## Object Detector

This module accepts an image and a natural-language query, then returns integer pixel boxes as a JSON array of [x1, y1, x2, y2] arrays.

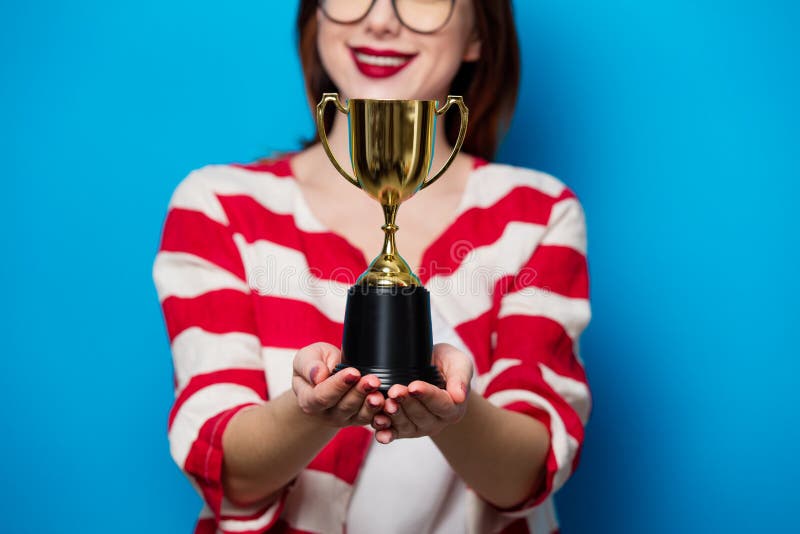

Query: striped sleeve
[[483, 191, 592, 516], [152, 169, 288, 533]]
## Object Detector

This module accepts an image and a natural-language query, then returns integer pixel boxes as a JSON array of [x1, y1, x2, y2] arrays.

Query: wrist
[[431, 390, 481, 443]]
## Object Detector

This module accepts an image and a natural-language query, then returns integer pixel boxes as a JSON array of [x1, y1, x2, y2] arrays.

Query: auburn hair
[[296, 0, 521, 161]]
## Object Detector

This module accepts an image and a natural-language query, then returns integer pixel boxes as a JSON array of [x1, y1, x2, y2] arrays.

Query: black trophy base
[[336, 284, 444, 395], [333, 363, 444, 395]]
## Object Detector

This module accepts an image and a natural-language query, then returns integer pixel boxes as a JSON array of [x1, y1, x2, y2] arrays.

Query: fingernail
[[386, 405, 397, 414], [368, 397, 380, 407], [308, 365, 319, 384], [344, 373, 359, 385]]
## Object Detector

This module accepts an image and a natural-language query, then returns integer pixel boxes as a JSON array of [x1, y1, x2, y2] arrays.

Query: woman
[[153, 1, 592, 532]]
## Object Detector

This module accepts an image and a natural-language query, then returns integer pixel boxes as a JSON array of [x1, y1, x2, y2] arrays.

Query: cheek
[[422, 46, 465, 88], [419, 22, 475, 84], [316, 22, 348, 73]]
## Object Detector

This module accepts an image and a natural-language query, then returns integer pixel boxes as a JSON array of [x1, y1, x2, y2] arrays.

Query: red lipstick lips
[[350, 46, 416, 78]]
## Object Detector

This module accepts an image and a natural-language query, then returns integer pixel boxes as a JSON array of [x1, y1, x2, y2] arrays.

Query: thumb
[[295, 342, 341, 385], [432, 343, 472, 404]]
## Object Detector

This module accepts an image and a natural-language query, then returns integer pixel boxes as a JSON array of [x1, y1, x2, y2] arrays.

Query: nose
[[362, 0, 402, 37]]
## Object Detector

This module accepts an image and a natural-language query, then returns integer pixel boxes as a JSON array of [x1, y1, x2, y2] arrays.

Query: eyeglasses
[[319, 0, 456, 35]]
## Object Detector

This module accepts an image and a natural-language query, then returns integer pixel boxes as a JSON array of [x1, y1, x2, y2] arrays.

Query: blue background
[[2, 1, 797, 532]]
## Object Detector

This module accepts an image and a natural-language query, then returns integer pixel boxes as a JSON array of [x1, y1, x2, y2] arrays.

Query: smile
[[350, 46, 417, 79]]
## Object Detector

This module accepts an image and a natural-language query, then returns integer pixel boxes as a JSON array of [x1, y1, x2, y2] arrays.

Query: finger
[[386, 383, 408, 402], [407, 380, 456, 419], [384, 397, 417, 437], [292, 346, 327, 411], [307, 367, 361, 411], [355, 390, 385, 424], [371, 413, 392, 431], [367, 391, 384, 408], [398, 397, 435, 426], [375, 427, 397, 445], [432, 343, 472, 404], [335, 375, 381, 422], [320, 345, 345, 377], [293, 342, 341, 386]]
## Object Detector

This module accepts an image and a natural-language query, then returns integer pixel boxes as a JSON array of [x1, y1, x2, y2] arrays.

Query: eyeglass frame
[[317, 0, 457, 35]]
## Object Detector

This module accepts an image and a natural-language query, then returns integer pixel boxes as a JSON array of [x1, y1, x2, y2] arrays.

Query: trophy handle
[[317, 93, 361, 189], [420, 95, 469, 190]]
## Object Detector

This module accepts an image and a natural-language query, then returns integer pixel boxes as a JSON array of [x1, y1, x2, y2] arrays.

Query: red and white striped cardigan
[[153, 155, 592, 533]]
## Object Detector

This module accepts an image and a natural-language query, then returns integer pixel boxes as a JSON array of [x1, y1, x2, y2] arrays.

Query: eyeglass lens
[[320, 0, 454, 34]]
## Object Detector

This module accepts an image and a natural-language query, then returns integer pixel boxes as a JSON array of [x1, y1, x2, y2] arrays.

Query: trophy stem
[[358, 201, 420, 287], [381, 204, 399, 258]]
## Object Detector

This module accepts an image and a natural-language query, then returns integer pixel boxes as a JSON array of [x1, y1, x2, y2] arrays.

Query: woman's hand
[[371, 343, 473, 444], [292, 342, 385, 428]]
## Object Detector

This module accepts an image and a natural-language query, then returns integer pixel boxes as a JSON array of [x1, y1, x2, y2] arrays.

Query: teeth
[[355, 52, 409, 67]]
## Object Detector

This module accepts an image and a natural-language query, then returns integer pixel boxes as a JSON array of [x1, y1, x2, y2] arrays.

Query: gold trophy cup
[[317, 93, 468, 393]]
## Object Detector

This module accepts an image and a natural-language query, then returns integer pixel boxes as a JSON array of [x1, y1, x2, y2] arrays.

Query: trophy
[[316, 93, 468, 394]]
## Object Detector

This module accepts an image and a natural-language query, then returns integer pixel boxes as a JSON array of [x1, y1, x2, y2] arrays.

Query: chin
[[337, 82, 403, 101], [351, 88, 411, 100], [340, 81, 438, 102]]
